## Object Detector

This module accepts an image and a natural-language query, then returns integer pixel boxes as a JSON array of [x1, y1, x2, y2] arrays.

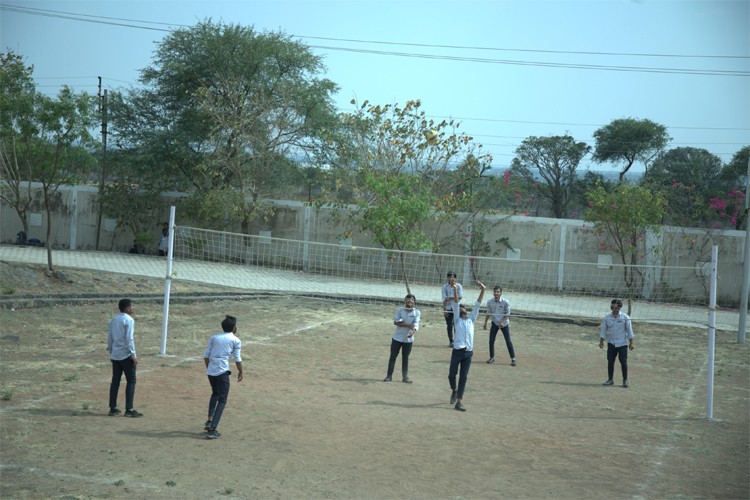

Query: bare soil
[[0, 262, 748, 499]]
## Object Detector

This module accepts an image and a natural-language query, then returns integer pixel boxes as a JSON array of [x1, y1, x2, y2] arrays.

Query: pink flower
[[514, 193, 522, 199], [503, 171, 510, 185], [599, 243, 605, 250], [524, 210, 529, 216]]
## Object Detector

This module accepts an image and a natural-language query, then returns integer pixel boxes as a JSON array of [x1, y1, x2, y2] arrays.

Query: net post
[[706, 245, 718, 420], [160, 206, 176, 356]]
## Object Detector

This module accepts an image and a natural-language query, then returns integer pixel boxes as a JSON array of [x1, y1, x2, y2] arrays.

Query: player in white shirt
[[203, 315, 243, 439], [599, 298, 635, 388], [483, 286, 516, 366]]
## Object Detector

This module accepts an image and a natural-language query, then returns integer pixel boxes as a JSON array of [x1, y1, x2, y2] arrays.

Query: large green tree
[[642, 147, 724, 227], [592, 118, 670, 183], [109, 20, 339, 232], [509, 135, 591, 218]]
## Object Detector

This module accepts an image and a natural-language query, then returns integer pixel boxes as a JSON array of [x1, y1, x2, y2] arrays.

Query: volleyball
[[423, 129, 438, 143]]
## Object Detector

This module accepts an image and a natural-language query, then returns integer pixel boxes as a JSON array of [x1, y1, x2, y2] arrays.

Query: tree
[[585, 183, 665, 313], [0, 51, 97, 271], [642, 147, 723, 227], [319, 99, 493, 292], [109, 20, 339, 233], [509, 135, 591, 218], [0, 52, 37, 237], [719, 146, 749, 191], [711, 146, 750, 230], [592, 118, 670, 183], [32, 87, 98, 270]]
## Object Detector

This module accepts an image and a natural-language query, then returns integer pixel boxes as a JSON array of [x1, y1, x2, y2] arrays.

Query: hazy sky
[[2, 0, 748, 173]]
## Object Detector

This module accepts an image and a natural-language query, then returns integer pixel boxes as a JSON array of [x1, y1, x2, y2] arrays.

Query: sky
[[1, 0, 748, 174]]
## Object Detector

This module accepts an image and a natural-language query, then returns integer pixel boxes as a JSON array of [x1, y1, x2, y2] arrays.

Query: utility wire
[[2, 4, 747, 77]]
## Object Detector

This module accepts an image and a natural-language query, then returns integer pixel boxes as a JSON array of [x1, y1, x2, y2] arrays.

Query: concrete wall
[[1, 183, 745, 306]]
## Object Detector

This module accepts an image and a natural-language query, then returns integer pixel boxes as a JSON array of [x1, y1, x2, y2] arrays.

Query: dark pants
[[607, 344, 629, 381], [387, 339, 413, 378], [109, 357, 136, 411], [207, 371, 231, 430], [444, 312, 455, 343], [489, 323, 515, 360], [448, 349, 473, 400]]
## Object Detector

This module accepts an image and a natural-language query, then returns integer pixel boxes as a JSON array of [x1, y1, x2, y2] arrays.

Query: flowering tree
[[320, 99, 492, 293], [709, 189, 746, 230], [585, 184, 665, 311]]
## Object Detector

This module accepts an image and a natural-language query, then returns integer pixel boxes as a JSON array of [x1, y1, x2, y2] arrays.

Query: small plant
[[63, 374, 78, 382], [345, 254, 363, 265], [1, 389, 13, 401], [114, 479, 125, 486], [166, 480, 176, 487], [80, 401, 90, 410], [224, 487, 234, 495], [2, 286, 15, 295]]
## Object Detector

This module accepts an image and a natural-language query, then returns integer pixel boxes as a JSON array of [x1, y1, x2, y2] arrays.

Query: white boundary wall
[[0, 183, 745, 307]]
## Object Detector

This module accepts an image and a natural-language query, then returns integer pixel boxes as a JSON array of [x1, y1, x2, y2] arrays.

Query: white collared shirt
[[108, 312, 136, 361], [204, 332, 242, 376], [600, 312, 634, 347], [442, 282, 463, 311], [392, 307, 420, 343], [486, 297, 510, 327], [451, 301, 480, 351]]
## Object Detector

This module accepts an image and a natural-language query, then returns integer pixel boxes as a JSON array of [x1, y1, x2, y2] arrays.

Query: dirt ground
[[0, 263, 748, 499]]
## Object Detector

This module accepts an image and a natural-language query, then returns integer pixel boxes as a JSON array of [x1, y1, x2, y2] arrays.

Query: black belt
[[453, 347, 467, 351]]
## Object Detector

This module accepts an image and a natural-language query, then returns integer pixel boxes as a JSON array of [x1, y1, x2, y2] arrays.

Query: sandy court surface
[[0, 293, 748, 499]]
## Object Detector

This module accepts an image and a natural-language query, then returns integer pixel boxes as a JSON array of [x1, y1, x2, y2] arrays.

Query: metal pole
[[95, 83, 107, 251], [737, 158, 749, 344], [160, 206, 176, 355], [706, 245, 718, 420]]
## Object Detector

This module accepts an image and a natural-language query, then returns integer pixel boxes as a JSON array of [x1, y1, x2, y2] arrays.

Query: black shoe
[[454, 402, 466, 412], [602, 379, 614, 386], [383, 376, 392, 382], [450, 391, 457, 405], [511, 359, 517, 367], [108, 408, 121, 416], [486, 358, 495, 364], [124, 409, 143, 417], [402, 377, 413, 384], [623, 380, 629, 388], [204, 420, 213, 431], [206, 430, 221, 439]]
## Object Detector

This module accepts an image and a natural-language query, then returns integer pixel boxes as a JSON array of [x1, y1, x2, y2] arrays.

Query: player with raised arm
[[448, 281, 486, 412]]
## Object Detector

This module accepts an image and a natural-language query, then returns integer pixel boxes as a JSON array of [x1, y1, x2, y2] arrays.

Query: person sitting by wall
[[15, 231, 43, 247], [128, 240, 144, 254]]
